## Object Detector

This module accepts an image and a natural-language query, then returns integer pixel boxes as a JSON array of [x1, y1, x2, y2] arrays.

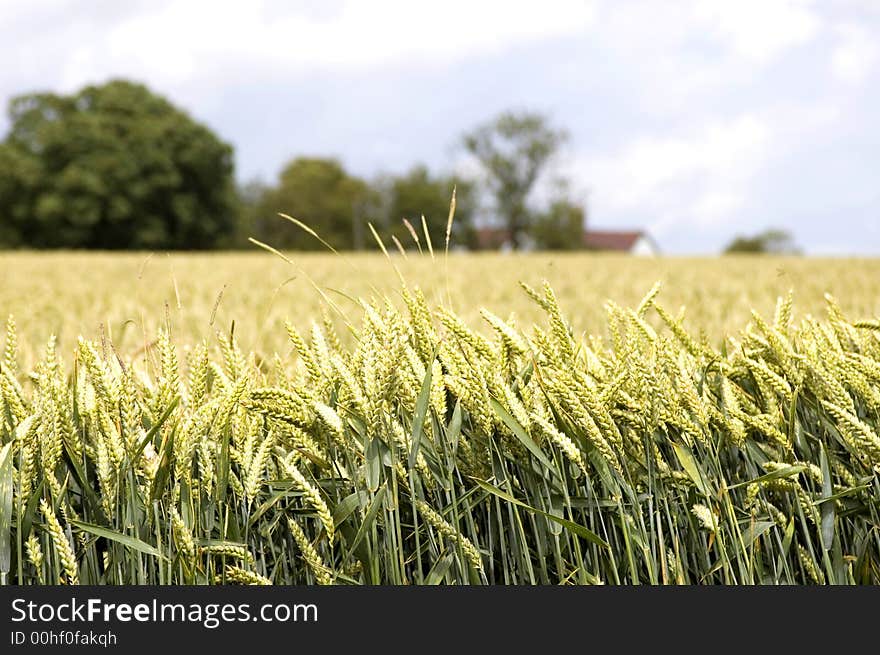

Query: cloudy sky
[[2, 0, 878, 253]]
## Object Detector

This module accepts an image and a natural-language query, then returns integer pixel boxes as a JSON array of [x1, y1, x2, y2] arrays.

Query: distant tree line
[[238, 159, 480, 251], [0, 79, 801, 254], [0, 79, 590, 251]]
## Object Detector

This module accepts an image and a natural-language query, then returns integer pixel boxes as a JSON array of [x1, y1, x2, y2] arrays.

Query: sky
[[1, 0, 878, 254]]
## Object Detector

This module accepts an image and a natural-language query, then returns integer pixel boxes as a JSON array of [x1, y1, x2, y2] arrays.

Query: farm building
[[581, 230, 660, 256], [473, 227, 660, 255]]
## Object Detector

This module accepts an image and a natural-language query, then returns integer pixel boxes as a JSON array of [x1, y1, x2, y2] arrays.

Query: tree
[[381, 165, 477, 250], [723, 229, 801, 254], [249, 157, 375, 250], [0, 79, 237, 249], [532, 199, 586, 250], [530, 177, 586, 250], [463, 111, 567, 250], [0, 144, 39, 247]]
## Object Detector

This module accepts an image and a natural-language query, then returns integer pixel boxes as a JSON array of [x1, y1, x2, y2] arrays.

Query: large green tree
[[381, 165, 476, 250], [249, 157, 374, 250], [0, 79, 237, 249], [463, 111, 567, 250]]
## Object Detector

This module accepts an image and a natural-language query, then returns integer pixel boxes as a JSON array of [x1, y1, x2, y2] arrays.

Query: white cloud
[[571, 115, 770, 231], [831, 24, 878, 84], [0, 0, 823, 109], [580, 0, 823, 120], [693, 0, 820, 63], [43, 0, 596, 89], [568, 99, 844, 239]]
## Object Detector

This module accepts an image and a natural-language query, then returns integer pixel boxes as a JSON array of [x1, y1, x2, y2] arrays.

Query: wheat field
[[1, 251, 879, 367], [1, 251, 879, 585]]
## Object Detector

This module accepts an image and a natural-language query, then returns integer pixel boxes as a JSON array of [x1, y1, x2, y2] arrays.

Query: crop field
[[1, 251, 880, 585], [2, 251, 879, 366]]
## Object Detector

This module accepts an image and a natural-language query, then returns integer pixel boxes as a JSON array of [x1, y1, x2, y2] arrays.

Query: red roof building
[[582, 230, 659, 254], [473, 227, 659, 255]]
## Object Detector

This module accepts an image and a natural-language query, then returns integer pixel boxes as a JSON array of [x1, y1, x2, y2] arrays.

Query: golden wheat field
[[1, 251, 878, 365], [3, 249, 880, 585]]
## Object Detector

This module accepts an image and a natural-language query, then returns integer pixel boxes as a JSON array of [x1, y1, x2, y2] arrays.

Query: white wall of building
[[630, 236, 657, 256]]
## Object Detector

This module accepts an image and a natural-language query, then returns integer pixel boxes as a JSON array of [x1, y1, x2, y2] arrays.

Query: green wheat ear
[[4, 315, 17, 378], [40, 500, 79, 585]]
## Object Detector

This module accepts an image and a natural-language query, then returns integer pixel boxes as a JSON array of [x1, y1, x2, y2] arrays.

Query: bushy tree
[[532, 199, 585, 250], [249, 157, 375, 250], [463, 111, 567, 250], [382, 165, 476, 250], [0, 79, 238, 249], [723, 229, 801, 254], [0, 144, 39, 247]]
